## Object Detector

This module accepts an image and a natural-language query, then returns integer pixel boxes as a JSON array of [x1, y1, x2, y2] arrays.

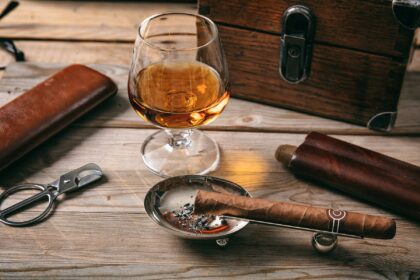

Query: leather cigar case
[[284, 132, 420, 221], [0, 64, 117, 171]]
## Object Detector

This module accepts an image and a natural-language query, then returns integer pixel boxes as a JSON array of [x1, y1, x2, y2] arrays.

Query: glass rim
[[138, 12, 219, 52]]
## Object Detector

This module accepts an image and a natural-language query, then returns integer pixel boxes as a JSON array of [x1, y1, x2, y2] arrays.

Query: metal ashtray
[[144, 175, 250, 247], [144, 175, 366, 253]]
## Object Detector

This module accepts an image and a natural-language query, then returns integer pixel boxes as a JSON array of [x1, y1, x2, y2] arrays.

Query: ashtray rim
[[144, 175, 252, 240]]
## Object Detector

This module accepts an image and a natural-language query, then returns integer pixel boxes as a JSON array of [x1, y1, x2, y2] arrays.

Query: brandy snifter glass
[[128, 13, 230, 177]]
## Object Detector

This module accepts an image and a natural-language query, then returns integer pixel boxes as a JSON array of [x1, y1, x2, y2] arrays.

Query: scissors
[[0, 163, 103, 227]]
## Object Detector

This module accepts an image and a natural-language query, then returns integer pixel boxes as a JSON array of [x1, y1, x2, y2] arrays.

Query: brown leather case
[[288, 132, 420, 221], [0, 64, 118, 171]]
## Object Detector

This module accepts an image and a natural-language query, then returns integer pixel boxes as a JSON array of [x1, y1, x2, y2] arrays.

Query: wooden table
[[0, 1, 419, 279]]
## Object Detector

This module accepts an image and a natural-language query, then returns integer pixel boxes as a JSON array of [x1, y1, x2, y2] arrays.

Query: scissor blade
[[76, 168, 102, 188], [57, 163, 103, 194]]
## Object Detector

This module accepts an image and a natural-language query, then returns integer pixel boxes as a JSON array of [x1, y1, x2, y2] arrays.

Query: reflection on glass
[[128, 13, 230, 177]]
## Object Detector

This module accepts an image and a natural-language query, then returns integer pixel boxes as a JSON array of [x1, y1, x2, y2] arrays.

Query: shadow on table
[[0, 92, 128, 187], [178, 223, 414, 271]]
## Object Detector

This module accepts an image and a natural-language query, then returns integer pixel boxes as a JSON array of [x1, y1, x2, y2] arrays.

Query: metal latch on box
[[279, 5, 315, 84]]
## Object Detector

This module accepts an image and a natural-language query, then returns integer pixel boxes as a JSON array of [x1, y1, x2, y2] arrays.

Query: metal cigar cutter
[[144, 175, 364, 254], [0, 163, 103, 226]]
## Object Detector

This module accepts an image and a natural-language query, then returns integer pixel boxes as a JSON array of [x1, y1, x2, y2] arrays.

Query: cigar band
[[327, 209, 347, 234]]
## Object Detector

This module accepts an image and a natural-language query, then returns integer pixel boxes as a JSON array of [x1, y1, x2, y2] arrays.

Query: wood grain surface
[[1, 63, 420, 278], [0, 1, 196, 42], [218, 25, 406, 125], [0, 41, 133, 67], [0, 1, 419, 131], [199, 0, 414, 58], [1, 62, 419, 134], [0, 1, 419, 278], [0, 127, 420, 277]]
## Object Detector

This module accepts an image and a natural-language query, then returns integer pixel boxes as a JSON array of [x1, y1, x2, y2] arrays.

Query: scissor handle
[[0, 183, 56, 227]]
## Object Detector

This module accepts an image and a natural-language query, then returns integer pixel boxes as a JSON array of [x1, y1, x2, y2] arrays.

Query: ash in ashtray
[[193, 215, 211, 231], [173, 203, 194, 221], [164, 203, 228, 234]]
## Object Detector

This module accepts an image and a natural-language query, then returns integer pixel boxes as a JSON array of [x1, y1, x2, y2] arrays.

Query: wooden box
[[198, 0, 418, 130]]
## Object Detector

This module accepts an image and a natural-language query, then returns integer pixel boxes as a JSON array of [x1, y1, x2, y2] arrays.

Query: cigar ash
[[163, 203, 229, 234], [145, 176, 250, 239]]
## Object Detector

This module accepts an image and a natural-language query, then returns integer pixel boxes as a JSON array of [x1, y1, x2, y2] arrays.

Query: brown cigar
[[194, 190, 396, 239], [275, 133, 420, 221]]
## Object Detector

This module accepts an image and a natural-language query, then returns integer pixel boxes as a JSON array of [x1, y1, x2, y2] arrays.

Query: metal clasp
[[279, 5, 316, 84], [392, 0, 420, 29]]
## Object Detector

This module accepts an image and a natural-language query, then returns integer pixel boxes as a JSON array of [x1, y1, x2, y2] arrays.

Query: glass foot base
[[141, 129, 220, 177]]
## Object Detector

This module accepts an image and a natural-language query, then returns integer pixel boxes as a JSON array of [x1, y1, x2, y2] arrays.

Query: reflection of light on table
[[216, 150, 274, 192], [222, 150, 270, 173]]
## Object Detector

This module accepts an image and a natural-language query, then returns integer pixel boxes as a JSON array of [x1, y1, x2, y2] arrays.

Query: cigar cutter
[[0, 163, 103, 226], [144, 175, 361, 253]]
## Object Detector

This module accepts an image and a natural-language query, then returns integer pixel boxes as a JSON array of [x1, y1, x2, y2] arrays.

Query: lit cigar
[[194, 190, 396, 239]]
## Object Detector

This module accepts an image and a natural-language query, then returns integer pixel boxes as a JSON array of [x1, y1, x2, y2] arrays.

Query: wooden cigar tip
[[275, 145, 297, 164]]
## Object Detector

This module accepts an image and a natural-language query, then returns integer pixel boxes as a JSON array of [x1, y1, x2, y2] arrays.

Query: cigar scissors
[[0, 163, 102, 227]]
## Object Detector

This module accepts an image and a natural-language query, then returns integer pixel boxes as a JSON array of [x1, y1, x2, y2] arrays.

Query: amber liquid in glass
[[129, 61, 229, 128]]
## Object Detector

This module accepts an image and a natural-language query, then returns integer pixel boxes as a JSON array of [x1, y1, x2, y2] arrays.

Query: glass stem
[[166, 129, 192, 149]]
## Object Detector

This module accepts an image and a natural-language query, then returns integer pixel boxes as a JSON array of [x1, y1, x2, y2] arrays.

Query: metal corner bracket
[[392, 0, 420, 29], [367, 111, 398, 132]]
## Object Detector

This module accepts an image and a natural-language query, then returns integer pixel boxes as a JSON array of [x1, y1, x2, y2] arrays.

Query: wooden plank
[[2, 263, 418, 279], [0, 1, 418, 277], [2, 60, 419, 134], [0, 213, 418, 274], [1, 0, 417, 54], [0, 62, 364, 135], [0, 41, 133, 67], [199, 0, 414, 58], [394, 70, 420, 130], [395, 46, 420, 129], [2, 128, 420, 213], [408, 45, 420, 71], [0, 1, 195, 41], [0, 128, 419, 273], [219, 25, 405, 126]]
